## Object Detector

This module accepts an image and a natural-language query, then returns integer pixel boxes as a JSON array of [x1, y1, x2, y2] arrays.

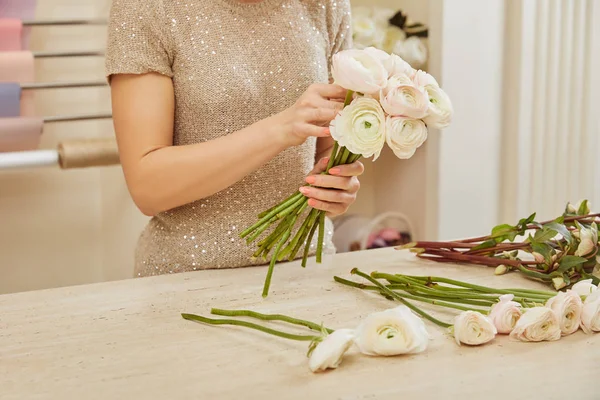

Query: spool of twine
[[58, 137, 120, 169]]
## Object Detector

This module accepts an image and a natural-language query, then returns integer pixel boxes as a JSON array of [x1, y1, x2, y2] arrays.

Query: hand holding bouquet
[[241, 47, 454, 297]]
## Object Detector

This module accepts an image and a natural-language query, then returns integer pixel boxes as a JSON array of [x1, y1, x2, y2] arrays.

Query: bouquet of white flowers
[[240, 47, 453, 297]]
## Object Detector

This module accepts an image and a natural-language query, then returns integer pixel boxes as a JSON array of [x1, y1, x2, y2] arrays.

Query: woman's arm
[[111, 72, 345, 216]]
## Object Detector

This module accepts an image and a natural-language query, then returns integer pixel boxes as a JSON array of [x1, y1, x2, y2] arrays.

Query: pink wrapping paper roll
[[0, 0, 37, 48], [0, 51, 35, 116], [0, 117, 43, 152], [0, 19, 22, 50]]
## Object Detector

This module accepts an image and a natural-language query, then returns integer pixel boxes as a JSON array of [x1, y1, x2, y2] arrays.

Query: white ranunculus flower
[[545, 290, 583, 335], [574, 222, 598, 257], [354, 305, 430, 356], [581, 295, 600, 334], [572, 279, 598, 297], [585, 289, 600, 304], [453, 311, 497, 346], [509, 307, 561, 342], [385, 116, 428, 159], [363, 46, 391, 64], [411, 69, 439, 88], [330, 97, 386, 160], [488, 294, 523, 334], [380, 77, 429, 118], [308, 328, 355, 372], [382, 25, 407, 54], [397, 36, 428, 69], [331, 49, 388, 95], [352, 16, 385, 49], [422, 84, 453, 129], [385, 54, 415, 78]]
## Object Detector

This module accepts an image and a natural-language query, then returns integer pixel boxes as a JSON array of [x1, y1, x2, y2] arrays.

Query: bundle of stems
[[334, 269, 556, 326], [240, 91, 361, 298], [398, 203, 600, 290]]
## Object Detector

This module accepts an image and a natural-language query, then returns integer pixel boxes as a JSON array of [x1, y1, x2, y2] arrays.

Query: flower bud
[[495, 265, 508, 275], [532, 252, 545, 264]]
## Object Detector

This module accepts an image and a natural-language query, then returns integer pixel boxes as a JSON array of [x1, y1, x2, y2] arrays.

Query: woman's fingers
[[300, 186, 354, 204], [305, 174, 360, 193], [328, 161, 364, 177], [306, 198, 346, 216]]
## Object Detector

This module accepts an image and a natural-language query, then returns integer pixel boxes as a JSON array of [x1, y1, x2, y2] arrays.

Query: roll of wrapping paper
[[0, 19, 23, 50], [58, 137, 120, 169], [0, 0, 37, 48], [0, 51, 35, 116]]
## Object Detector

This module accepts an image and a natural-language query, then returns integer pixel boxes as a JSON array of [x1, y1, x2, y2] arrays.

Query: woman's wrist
[[260, 113, 294, 150]]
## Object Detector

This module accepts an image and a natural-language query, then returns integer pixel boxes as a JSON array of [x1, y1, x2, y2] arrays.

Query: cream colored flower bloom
[[453, 311, 497, 346], [382, 25, 407, 54], [545, 290, 583, 335], [385, 116, 428, 159], [509, 307, 561, 342], [572, 279, 598, 297], [380, 77, 429, 118], [354, 305, 430, 356], [331, 49, 388, 95], [581, 296, 600, 334], [385, 54, 415, 78], [397, 36, 428, 69], [308, 328, 355, 373], [574, 222, 598, 257], [330, 97, 386, 160], [488, 294, 522, 334]]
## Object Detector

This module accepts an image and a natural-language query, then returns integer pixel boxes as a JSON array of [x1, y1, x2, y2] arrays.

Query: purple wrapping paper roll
[[0, 52, 35, 116], [0, 0, 37, 49], [0, 117, 43, 152], [0, 83, 20, 117]]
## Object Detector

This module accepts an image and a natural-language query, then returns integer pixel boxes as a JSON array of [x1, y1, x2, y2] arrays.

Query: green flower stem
[[504, 288, 556, 296], [255, 216, 291, 255], [258, 190, 303, 219], [290, 209, 320, 261], [276, 195, 306, 219], [379, 273, 554, 299], [210, 308, 334, 334], [279, 208, 317, 261], [325, 142, 340, 171], [339, 148, 351, 165], [316, 212, 326, 263], [263, 223, 295, 297], [241, 191, 303, 238], [181, 313, 317, 342], [350, 269, 452, 328], [302, 215, 320, 267]]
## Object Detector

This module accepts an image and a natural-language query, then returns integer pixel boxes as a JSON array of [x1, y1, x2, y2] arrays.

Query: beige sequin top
[[105, 0, 352, 277]]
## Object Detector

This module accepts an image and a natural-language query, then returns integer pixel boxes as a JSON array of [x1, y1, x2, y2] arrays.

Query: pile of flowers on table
[[182, 268, 599, 373], [241, 46, 453, 297]]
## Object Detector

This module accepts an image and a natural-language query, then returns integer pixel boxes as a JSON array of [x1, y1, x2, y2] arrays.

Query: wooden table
[[1, 248, 598, 399]]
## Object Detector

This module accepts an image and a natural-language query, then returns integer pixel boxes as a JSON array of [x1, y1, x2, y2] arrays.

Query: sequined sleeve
[[104, 0, 174, 81], [328, 0, 353, 80]]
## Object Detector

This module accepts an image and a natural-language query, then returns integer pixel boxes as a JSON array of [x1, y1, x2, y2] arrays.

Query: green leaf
[[491, 224, 517, 242], [544, 222, 573, 244], [557, 255, 588, 273], [531, 242, 553, 263], [472, 239, 497, 251], [555, 216, 565, 224], [578, 200, 589, 215], [533, 227, 558, 243]]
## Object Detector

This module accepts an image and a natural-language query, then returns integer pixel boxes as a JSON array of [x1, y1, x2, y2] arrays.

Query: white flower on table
[[331, 49, 388, 95], [581, 291, 600, 334], [487, 294, 523, 334], [453, 311, 497, 346], [509, 307, 561, 342], [330, 97, 387, 160], [308, 328, 355, 373], [571, 279, 598, 297], [396, 36, 428, 70], [545, 290, 583, 336], [385, 116, 428, 159], [354, 305, 430, 356]]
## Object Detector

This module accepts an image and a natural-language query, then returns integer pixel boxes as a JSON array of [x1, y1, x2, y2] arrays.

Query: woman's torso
[[126, 0, 350, 276]]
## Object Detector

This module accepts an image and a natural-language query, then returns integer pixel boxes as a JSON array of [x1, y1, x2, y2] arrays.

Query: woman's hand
[[300, 156, 364, 217], [271, 83, 347, 147]]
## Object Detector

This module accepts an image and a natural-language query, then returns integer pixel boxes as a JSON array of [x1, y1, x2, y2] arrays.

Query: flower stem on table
[[181, 313, 318, 342], [210, 308, 334, 333]]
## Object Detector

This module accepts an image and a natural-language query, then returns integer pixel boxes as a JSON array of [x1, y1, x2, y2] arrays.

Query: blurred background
[[0, 0, 598, 294]]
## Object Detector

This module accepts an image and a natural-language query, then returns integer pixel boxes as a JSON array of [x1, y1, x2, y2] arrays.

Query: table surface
[[1, 248, 598, 400]]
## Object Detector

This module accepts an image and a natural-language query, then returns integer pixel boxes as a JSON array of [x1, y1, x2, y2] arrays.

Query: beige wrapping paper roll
[[58, 137, 120, 169]]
